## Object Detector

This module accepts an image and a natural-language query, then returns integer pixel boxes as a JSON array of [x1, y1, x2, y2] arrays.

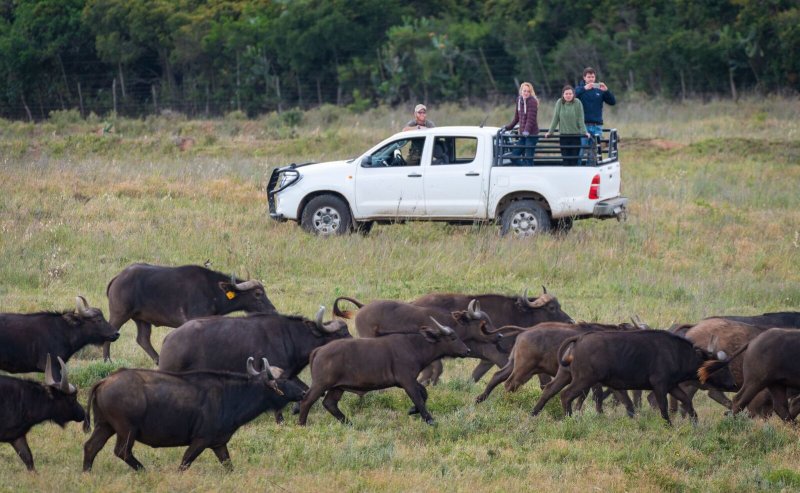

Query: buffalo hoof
[[425, 418, 436, 426], [475, 395, 486, 404]]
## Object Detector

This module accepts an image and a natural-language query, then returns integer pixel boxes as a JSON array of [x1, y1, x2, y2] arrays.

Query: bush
[[280, 108, 304, 127]]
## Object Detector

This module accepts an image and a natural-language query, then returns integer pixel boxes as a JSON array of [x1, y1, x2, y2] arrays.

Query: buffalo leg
[[212, 445, 233, 471], [471, 360, 495, 382], [732, 381, 765, 416], [668, 386, 697, 421], [134, 320, 160, 364], [476, 361, 514, 403], [408, 386, 429, 415], [610, 391, 636, 417], [531, 368, 572, 416], [179, 440, 209, 471], [707, 389, 732, 410], [105, 313, 130, 362], [401, 381, 434, 424], [83, 422, 115, 472], [539, 374, 552, 389], [11, 436, 35, 471], [322, 389, 349, 423], [419, 360, 444, 386], [768, 385, 791, 422], [298, 385, 327, 426], [632, 390, 642, 409], [560, 381, 593, 417], [113, 432, 144, 471], [650, 385, 672, 425]]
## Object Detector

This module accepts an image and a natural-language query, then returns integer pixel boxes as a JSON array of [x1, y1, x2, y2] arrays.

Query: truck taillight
[[589, 174, 600, 200]]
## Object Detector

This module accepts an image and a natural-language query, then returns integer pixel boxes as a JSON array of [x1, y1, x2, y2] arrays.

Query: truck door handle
[[407, 173, 422, 178], [465, 172, 480, 176]]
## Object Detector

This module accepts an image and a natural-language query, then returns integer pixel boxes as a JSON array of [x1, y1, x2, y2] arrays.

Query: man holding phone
[[575, 67, 616, 164]]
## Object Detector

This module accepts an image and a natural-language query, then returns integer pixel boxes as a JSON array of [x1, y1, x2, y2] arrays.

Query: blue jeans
[[511, 135, 538, 166], [581, 125, 603, 165]]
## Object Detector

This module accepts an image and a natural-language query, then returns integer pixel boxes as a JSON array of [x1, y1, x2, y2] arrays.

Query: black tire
[[499, 200, 551, 238], [553, 217, 574, 235], [301, 195, 352, 236]]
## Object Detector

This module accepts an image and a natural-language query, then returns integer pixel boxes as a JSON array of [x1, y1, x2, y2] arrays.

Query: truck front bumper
[[593, 197, 628, 220]]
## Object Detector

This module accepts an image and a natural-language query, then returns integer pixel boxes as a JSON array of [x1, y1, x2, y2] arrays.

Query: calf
[[82, 358, 305, 471], [1, 355, 85, 471], [298, 319, 470, 426], [551, 330, 722, 424]]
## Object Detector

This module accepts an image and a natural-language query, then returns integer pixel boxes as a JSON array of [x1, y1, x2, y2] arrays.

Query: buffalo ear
[[451, 311, 468, 325], [419, 327, 440, 343], [218, 281, 233, 292]]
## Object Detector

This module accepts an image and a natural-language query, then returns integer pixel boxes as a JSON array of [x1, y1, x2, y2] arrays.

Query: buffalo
[[333, 297, 501, 385], [410, 287, 574, 382], [82, 357, 305, 471], [1, 355, 85, 471], [700, 328, 800, 421], [543, 330, 727, 423], [298, 319, 470, 426], [158, 306, 350, 422], [105, 263, 277, 363], [0, 296, 119, 380], [474, 321, 641, 407]]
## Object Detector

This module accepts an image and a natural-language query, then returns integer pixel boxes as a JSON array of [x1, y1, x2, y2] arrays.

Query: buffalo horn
[[230, 273, 236, 284], [630, 315, 646, 330], [57, 356, 76, 394], [525, 288, 549, 308], [315, 306, 326, 329], [246, 357, 260, 376], [75, 295, 92, 316], [467, 299, 483, 319], [44, 353, 57, 386], [234, 280, 259, 291], [429, 316, 453, 335], [708, 335, 719, 354], [542, 285, 548, 294], [262, 357, 274, 380]]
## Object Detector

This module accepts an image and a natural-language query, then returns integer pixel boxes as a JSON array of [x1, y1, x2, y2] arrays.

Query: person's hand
[[522, 131, 529, 137], [584, 83, 593, 91], [586, 132, 591, 138], [544, 132, 551, 138], [599, 82, 607, 91]]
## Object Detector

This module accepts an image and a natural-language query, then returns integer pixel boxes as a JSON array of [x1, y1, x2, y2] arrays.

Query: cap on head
[[414, 104, 427, 113]]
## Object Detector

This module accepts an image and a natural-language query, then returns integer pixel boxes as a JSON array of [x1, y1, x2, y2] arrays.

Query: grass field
[[1, 97, 799, 492]]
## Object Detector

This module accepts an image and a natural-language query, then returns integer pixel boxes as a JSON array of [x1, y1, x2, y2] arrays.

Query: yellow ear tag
[[226, 291, 236, 300]]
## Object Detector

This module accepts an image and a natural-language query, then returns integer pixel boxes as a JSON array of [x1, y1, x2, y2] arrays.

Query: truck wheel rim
[[312, 206, 341, 234], [510, 211, 538, 237]]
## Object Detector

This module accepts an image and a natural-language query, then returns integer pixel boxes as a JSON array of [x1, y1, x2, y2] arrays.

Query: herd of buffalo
[[2, 262, 799, 472]]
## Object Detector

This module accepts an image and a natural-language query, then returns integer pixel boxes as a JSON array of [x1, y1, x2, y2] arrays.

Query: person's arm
[[523, 99, 538, 135], [505, 103, 520, 131], [577, 101, 588, 136], [545, 100, 561, 137], [574, 84, 587, 97], [602, 88, 616, 106]]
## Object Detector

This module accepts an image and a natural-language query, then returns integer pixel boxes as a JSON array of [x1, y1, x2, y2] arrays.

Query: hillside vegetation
[[0, 98, 799, 492]]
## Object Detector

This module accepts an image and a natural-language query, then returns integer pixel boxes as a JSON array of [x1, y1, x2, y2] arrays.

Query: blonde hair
[[519, 82, 538, 101]]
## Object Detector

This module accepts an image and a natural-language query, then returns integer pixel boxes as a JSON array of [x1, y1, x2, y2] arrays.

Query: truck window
[[431, 137, 478, 166], [364, 137, 425, 167]]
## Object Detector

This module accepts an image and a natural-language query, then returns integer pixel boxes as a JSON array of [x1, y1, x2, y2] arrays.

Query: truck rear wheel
[[500, 200, 551, 238], [301, 195, 352, 236]]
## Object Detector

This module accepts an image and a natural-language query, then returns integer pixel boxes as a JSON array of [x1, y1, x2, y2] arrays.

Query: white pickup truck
[[266, 126, 627, 237]]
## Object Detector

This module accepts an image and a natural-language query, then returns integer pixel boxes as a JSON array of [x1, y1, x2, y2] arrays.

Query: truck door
[[423, 136, 486, 217], [355, 137, 427, 217]]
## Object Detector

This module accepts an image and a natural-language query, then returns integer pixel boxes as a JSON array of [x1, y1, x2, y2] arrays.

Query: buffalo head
[[44, 354, 86, 426], [218, 274, 277, 314], [424, 317, 471, 358]]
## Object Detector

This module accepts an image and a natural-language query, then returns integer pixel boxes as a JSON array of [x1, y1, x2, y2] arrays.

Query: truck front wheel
[[500, 200, 551, 238], [301, 195, 352, 236]]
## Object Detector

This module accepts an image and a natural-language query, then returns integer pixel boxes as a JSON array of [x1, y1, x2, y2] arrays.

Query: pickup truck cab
[[266, 126, 627, 237]]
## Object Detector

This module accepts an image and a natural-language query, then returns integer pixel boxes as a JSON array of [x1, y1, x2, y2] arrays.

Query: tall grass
[[0, 98, 798, 491]]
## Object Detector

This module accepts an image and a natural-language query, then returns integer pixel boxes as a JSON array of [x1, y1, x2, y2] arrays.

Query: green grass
[[1, 97, 799, 491]]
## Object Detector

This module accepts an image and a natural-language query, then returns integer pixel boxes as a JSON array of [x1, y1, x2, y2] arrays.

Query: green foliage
[[1, 1, 799, 120]]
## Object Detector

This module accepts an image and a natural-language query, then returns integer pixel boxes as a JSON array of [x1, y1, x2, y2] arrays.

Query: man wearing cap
[[402, 104, 435, 131]]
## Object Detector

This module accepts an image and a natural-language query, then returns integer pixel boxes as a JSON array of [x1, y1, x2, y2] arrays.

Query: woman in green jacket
[[545, 85, 590, 166]]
